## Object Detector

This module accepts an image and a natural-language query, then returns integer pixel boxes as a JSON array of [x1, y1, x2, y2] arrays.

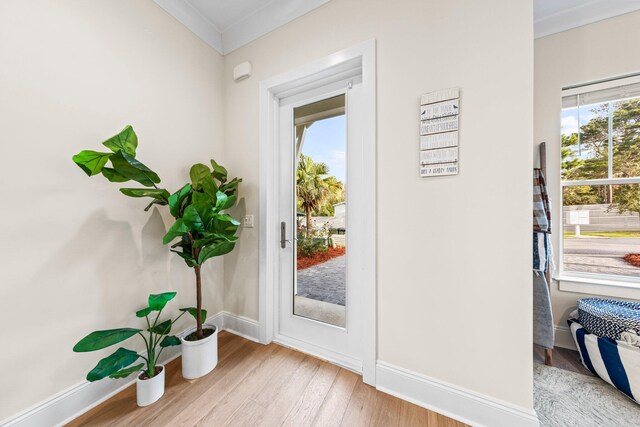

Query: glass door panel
[[292, 94, 347, 327]]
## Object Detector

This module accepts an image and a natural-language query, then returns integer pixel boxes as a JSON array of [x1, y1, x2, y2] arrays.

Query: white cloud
[[561, 115, 578, 135]]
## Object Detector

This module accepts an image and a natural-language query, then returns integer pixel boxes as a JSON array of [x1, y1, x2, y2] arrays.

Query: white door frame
[[258, 39, 377, 385]]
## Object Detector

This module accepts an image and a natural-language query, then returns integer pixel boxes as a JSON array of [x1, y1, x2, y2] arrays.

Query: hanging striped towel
[[533, 168, 551, 233], [569, 319, 640, 404], [533, 232, 551, 272]]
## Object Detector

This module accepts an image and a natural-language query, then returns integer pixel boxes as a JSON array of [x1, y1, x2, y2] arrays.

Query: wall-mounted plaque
[[420, 99, 459, 121], [420, 131, 459, 150], [420, 115, 459, 136], [420, 87, 459, 105], [419, 88, 460, 177], [420, 147, 458, 165]]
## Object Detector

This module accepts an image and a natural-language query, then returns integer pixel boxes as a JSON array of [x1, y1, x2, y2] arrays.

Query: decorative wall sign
[[420, 99, 459, 120], [420, 131, 458, 150], [420, 147, 458, 165], [420, 116, 459, 135], [419, 87, 460, 177], [420, 87, 459, 105], [420, 163, 459, 177]]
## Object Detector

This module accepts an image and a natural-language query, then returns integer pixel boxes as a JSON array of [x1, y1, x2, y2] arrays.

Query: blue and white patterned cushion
[[578, 298, 640, 341], [569, 319, 640, 404]]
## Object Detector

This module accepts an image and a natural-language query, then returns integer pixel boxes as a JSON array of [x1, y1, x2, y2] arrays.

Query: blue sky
[[300, 115, 346, 183], [561, 104, 600, 136]]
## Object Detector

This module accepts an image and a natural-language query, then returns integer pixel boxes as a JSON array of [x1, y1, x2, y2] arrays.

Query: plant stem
[[195, 265, 203, 339]]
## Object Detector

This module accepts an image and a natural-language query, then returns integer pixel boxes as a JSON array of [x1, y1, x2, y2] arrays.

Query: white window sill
[[556, 274, 640, 299]]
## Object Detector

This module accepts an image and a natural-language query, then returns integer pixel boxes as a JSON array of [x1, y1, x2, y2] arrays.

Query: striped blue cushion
[[569, 319, 640, 404], [578, 298, 640, 341]]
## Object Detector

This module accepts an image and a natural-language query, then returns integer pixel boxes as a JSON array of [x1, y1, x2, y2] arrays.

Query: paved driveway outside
[[563, 237, 640, 276], [297, 255, 345, 306]]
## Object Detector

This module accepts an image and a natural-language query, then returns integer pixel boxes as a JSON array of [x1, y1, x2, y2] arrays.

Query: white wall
[[223, 0, 534, 410], [535, 11, 640, 342], [0, 0, 225, 420]]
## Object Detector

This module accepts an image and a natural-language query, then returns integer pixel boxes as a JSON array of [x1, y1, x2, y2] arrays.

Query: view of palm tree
[[296, 154, 344, 237]]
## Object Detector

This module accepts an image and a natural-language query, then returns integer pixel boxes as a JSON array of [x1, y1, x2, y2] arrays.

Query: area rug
[[534, 363, 640, 426]]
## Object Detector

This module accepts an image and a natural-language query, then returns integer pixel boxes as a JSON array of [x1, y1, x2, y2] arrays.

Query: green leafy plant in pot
[[73, 292, 183, 406], [72, 125, 241, 380]]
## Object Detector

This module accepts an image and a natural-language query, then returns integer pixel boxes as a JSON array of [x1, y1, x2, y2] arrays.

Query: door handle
[[280, 221, 289, 248]]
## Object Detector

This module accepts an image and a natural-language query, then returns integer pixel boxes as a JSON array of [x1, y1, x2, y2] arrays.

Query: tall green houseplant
[[72, 125, 241, 340]]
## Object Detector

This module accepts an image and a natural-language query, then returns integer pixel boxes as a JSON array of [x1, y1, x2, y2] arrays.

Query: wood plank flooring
[[68, 332, 466, 426], [532, 345, 595, 377]]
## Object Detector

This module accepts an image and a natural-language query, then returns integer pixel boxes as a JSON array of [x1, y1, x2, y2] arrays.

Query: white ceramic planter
[[136, 365, 165, 407], [181, 323, 219, 379]]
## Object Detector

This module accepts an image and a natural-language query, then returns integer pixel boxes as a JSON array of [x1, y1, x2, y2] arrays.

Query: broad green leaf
[[190, 164, 217, 196], [160, 335, 181, 347], [148, 319, 172, 335], [210, 159, 228, 183], [110, 151, 161, 187], [193, 233, 238, 248], [168, 184, 191, 217], [148, 292, 176, 311], [183, 202, 214, 233], [219, 178, 242, 196], [214, 191, 228, 211], [190, 164, 210, 189], [73, 328, 141, 352], [218, 194, 236, 211], [119, 188, 170, 200], [163, 218, 189, 244], [171, 249, 198, 267], [208, 214, 240, 234], [179, 307, 207, 323], [191, 191, 213, 206], [72, 150, 112, 176], [102, 125, 138, 156], [136, 306, 153, 318], [86, 348, 140, 382], [198, 241, 235, 264], [102, 167, 130, 183], [109, 363, 144, 379]]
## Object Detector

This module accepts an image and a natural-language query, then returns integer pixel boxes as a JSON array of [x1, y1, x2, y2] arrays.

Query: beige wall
[[223, 0, 534, 409], [0, 0, 225, 420], [535, 12, 640, 339]]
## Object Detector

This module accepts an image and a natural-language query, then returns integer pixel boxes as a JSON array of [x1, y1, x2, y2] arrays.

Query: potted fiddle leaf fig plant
[[162, 161, 241, 378], [73, 292, 184, 407], [72, 125, 241, 380]]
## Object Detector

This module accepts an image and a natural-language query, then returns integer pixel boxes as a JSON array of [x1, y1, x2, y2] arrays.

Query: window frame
[[558, 74, 640, 289]]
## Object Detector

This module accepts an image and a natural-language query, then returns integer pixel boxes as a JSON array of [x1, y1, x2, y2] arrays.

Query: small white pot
[[181, 324, 219, 379], [136, 365, 165, 407]]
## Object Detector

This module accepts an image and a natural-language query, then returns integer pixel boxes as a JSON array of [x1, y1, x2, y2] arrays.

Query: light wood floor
[[533, 345, 595, 377], [68, 331, 466, 426]]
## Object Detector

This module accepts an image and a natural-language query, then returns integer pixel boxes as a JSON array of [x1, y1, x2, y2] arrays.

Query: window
[[561, 75, 640, 282]]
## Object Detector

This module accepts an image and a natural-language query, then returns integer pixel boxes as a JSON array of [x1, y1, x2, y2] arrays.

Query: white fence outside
[[563, 204, 640, 232]]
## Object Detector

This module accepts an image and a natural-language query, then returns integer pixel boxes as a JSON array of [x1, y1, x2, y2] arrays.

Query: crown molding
[[221, 0, 331, 54], [154, 0, 223, 54], [535, 0, 640, 39], [154, 0, 331, 55]]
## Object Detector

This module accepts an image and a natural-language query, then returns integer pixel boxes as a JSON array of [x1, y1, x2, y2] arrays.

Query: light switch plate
[[243, 215, 254, 228]]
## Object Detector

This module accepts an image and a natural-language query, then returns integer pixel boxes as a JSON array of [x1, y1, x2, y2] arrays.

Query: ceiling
[[154, 0, 331, 54], [154, 0, 640, 54]]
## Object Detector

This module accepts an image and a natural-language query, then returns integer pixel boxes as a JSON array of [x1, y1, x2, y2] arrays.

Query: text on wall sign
[[419, 87, 460, 177]]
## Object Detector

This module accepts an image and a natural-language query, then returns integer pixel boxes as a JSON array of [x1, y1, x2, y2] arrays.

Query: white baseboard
[[0, 311, 259, 427], [220, 311, 260, 343], [376, 362, 539, 427], [274, 333, 363, 375], [554, 325, 577, 350]]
